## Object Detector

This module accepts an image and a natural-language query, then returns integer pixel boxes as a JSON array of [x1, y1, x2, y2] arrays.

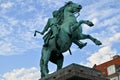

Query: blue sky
[[0, 0, 120, 80]]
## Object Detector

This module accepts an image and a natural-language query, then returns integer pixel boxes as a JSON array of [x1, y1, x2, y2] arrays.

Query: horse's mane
[[56, 1, 73, 25], [56, 6, 64, 25]]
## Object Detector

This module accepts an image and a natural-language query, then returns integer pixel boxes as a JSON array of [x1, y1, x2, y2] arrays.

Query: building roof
[[93, 55, 120, 77]]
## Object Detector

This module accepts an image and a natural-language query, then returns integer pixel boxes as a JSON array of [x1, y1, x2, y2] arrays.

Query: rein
[[74, 12, 80, 18]]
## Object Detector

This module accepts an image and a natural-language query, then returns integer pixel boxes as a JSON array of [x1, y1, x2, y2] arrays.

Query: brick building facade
[[93, 55, 120, 80]]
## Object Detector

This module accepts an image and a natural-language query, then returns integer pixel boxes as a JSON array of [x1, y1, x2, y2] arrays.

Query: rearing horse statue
[[34, 1, 102, 78]]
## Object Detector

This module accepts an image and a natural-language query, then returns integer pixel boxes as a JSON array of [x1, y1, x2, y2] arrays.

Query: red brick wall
[[94, 56, 120, 77]]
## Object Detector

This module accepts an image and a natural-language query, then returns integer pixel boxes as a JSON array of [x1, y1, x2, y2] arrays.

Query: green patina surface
[[34, 1, 102, 78]]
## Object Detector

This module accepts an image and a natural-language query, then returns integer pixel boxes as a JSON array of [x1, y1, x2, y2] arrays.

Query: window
[[107, 65, 116, 75]]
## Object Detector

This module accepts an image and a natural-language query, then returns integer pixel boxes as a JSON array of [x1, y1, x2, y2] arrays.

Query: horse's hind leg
[[40, 58, 45, 78], [56, 54, 64, 71], [40, 47, 51, 78]]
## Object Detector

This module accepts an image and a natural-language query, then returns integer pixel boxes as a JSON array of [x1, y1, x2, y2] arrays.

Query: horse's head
[[65, 1, 82, 13]]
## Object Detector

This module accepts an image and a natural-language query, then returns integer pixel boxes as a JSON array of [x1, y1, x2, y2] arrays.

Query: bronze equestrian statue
[[34, 1, 102, 78]]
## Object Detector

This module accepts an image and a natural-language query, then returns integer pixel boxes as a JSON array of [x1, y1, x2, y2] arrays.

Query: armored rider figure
[[40, 10, 58, 46]]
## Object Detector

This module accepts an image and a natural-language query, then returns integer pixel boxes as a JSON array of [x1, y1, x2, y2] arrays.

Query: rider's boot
[[43, 34, 57, 47], [78, 42, 87, 49]]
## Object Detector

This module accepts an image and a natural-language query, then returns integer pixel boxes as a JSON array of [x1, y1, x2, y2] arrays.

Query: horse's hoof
[[90, 23, 94, 27], [96, 41, 102, 45], [98, 42, 102, 45]]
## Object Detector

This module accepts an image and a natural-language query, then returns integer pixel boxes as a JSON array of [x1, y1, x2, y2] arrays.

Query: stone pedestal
[[40, 63, 107, 80]]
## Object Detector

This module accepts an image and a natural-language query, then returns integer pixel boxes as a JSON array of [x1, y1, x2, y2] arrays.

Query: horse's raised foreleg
[[70, 20, 94, 33], [79, 34, 102, 45], [40, 47, 51, 78]]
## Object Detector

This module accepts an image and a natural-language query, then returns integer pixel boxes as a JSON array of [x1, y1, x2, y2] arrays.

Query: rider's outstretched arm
[[34, 19, 51, 36]]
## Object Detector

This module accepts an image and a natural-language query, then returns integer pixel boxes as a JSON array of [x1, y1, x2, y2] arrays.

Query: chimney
[[113, 55, 120, 59]]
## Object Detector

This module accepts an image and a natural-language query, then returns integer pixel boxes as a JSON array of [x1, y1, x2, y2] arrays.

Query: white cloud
[[0, 24, 12, 37], [78, 0, 120, 68], [87, 46, 116, 66], [0, 2, 14, 9], [106, 33, 120, 45], [0, 33, 42, 55], [101, 32, 120, 46], [99, 14, 120, 28], [2, 67, 40, 80], [91, 18, 98, 24], [0, 2, 48, 55], [0, 74, 5, 80], [80, 0, 120, 33], [0, 41, 14, 55], [84, 32, 120, 67], [39, 0, 63, 8], [108, 25, 119, 34], [7, 17, 18, 26]]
